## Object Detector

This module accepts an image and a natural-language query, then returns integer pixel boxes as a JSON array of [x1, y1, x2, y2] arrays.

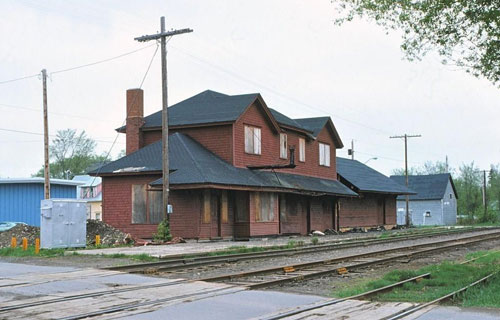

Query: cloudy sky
[[1, 0, 499, 178]]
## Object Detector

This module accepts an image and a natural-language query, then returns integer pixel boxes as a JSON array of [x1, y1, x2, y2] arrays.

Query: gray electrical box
[[40, 199, 87, 249]]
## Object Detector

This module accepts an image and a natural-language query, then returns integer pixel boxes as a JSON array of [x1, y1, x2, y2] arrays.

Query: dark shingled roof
[[336, 157, 415, 195], [117, 90, 259, 131], [118, 90, 312, 134], [269, 108, 310, 132], [294, 117, 330, 138], [390, 174, 457, 200], [93, 133, 356, 197]]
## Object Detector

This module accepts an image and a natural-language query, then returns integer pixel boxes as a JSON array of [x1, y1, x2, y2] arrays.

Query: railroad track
[[105, 227, 497, 274], [3, 233, 497, 319], [199, 231, 500, 289], [261, 256, 497, 320]]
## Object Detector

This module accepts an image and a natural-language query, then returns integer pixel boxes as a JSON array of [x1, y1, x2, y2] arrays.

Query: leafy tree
[[34, 129, 107, 179], [488, 164, 500, 220], [391, 160, 449, 176], [333, 0, 500, 85], [455, 162, 482, 220]]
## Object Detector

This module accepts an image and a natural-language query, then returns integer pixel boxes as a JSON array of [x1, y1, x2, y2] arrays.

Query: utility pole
[[348, 139, 355, 160], [390, 134, 421, 227], [445, 155, 449, 173], [41, 69, 50, 199], [482, 170, 488, 220], [135, 17, 192, 220]]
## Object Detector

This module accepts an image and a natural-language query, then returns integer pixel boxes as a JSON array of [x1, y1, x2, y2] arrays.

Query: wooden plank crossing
[[261, 300, 420, 320]]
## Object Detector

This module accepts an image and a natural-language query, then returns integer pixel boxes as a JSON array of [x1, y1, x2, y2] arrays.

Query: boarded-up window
[[221, 191, 228, 223], [203, 190, 211, 223], [256, 192, 275, 222], [319, 142, 330, 167], [280, 133, 287, 159], [235, 192, 249, 222], [299, 138, 305, 162], [148, 190, 163, 224], [244, 125, 261, 155], [132, 185, 147, 224], [279, 195, 287, 222]]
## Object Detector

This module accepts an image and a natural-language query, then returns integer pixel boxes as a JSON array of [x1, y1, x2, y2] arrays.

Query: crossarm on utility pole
[[390, 134, 421, 227], [134, 17, 193, 220]]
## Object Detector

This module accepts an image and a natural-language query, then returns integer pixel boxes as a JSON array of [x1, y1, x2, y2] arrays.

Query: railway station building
[[92, 89, 411, 239]]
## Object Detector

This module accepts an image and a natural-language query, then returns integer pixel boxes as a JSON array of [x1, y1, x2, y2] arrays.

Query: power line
[[50, 43, 157, 75], [0, 102, 113, 123], [390, 133, 422, 227], [0, 73, 40, 85], [0, 127, 123, 144], [0, 43, 157, 86], [89, 41, 160, 184], [170, 44, 392, 136]]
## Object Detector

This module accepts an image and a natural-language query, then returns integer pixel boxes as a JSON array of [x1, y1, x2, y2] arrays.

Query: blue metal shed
[[0, 178, 83, 227]]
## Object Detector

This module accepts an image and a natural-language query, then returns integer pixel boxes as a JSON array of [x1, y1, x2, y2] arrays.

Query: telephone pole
[[390, 134, 421, 227], [348, 139, 355, 160], [482, 170, 488, 220], [41, 69, 50, 199], [135, 17, 192, 219]]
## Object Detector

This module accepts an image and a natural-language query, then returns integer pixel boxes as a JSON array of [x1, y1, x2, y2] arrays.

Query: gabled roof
[[390, 173, 458, 200], [92, 133, 356, 197], [72, 175, 101, 187], [268, 108, 313, 136], [117, 90, 281, 132], [336, 157, 415, 195], [295, 117, 344, 148]]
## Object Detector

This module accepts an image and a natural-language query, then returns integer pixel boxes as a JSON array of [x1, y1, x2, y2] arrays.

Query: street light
[[363, 157, 378, 164]]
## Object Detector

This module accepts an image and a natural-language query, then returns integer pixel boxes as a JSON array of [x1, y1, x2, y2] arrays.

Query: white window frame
[[280, 133, 288, 159], [299, 138, 305, 162], [244, 125, 261, 155], [319, 142, 330, 167]]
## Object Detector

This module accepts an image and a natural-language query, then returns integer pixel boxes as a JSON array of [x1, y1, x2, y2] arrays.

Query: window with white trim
[[299, 138, 305, 162], [244, 125, 261, 155], [280, 133, 288, 159], [319, 142, 330, 167]]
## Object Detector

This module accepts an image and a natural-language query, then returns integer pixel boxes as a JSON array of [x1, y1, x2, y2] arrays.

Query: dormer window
[[280, 133, 288, 159], [245, 125, 261, 155], [319, 142, 330, 167]]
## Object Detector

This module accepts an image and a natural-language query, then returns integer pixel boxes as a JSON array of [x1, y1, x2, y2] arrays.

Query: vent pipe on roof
[[248, 146, 297, 170]]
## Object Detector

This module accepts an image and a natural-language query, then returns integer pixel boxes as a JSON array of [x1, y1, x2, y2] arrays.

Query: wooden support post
[[35, 238, 40, 254], [22, 237, 28, 251]]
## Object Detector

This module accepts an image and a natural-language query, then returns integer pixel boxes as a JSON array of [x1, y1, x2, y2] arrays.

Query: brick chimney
[[125, 88, 144, 155]]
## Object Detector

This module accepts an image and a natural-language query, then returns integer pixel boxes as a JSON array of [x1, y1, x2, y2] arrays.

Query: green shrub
[[311, 236, 319, 245], [153, 219, 172, 242]]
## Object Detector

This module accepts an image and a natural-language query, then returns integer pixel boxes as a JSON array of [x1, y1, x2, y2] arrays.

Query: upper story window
[[299, 138, 305, 162], [319, 142, 330, 167], [245, 125, 261, 155], [280, 133, 288, 159]]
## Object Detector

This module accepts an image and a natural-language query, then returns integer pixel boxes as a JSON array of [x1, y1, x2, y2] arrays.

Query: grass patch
[[101, 253, 159, 262], [333, 250, 500, 307], [0, 246, 69, 257]]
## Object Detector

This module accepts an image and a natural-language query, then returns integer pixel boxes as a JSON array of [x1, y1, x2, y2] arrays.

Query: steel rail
[[104, 227, 496, 273], [0, 279, 187, 312], [58, 285, 246, 320], [199, 232, 500, 286], [260, 273, 432, 320], [383, 271, 499, 320]]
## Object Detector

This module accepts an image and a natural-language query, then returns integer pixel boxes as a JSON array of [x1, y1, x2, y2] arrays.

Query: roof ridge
[[174, 133, 208, 183]]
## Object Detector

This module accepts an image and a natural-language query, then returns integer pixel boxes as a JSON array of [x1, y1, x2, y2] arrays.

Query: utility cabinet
[[40, 199, 87, 249]]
